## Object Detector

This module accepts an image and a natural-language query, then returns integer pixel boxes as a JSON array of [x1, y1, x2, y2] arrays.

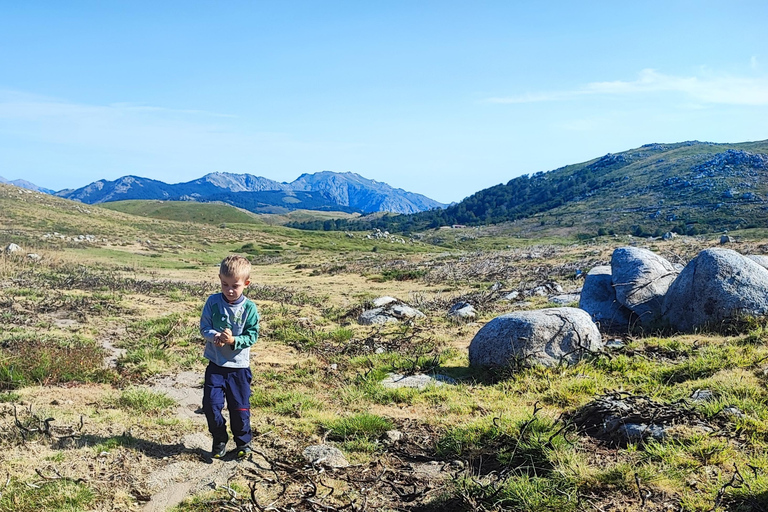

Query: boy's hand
[[213, 332, 226, 348], [220, 328, 235, 346]]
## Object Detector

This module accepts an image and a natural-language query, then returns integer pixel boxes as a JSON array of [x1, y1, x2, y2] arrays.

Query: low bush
[[0, 334, 116, 390]]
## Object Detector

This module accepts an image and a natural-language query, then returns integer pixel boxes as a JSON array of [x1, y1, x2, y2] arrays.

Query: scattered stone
[[720, 235, 734, 245], [372, 296, 398, 307], [721, 405, 745, 418], [662, 248, 768, 332], [579, 266, 634, 332], [380, 373, 456, 390], [4, 243, 22, 254], [611, 246, 678, 328], [570, 393, 712, 446], [619, 423, 667, 442], [358, 299, 425, 325], [549, 293, 580, 305], [383, 430, 403, 444], [503, 291, 521, 301], [690, 389, 714, 402], [296, 317, 313, 328], [27, 253, 41, 261], [302, 444, 349, 468], [605, 339, 625, 349], [448, 302, 476, 321], [468, 307, 603, 368], [661, 232, 676, 241]]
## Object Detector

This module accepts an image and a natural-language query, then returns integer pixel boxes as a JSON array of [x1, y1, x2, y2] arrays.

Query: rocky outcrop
[[611, 247, 678, 328], [579, 266, 634, 332], [468, 307, 603, 368], [662, 248, 768, 332], [358, 298, 425, 325]]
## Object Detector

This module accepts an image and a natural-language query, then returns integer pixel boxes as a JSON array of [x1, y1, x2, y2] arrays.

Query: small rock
[[662, 232, 676, 241], [619, 423, 667, 442], [372, 296, 398, 307], [721, 405, 745, 418], [549, 293, 580, 305], [384, 430, 403, 444], [380, 373, 456, 390], [27, 253, 41, 261], [4, 243, 22, 254], [605, 339, 625, 349], [448, 302, 477, 321], [690, 389, 714, 402], [302, 444, 349, 468]]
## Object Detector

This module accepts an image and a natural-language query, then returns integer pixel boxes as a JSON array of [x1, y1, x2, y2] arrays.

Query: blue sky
[[1, 1, 767, 203]]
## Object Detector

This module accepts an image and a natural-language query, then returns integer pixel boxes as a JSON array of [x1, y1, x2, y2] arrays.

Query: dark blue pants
[[203, 364, 252, 447]]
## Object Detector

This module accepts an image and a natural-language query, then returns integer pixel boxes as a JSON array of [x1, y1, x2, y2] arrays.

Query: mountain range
[[49, 171, 445, 215], [288, 139, 768, 237], [0, 176, 55, 194]]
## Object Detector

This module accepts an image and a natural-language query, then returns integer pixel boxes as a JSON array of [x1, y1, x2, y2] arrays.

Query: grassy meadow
[[4, 183, 768, 511]]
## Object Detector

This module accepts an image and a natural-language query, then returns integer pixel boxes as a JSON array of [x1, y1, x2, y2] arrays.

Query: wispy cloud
[[488, 68, 768, 106]]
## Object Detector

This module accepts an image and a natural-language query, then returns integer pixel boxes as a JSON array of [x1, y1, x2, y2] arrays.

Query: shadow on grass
[[54, 433, 212, 462]]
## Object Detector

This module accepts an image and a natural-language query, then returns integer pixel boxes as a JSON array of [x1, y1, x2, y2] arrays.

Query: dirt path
[[100, 337, 263, 511]]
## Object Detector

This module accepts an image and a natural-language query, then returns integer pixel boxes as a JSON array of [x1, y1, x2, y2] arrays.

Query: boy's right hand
[[213, 332, 225, 347]]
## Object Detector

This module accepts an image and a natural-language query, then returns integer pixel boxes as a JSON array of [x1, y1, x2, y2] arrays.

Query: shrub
[[0, 334, 116, 390]]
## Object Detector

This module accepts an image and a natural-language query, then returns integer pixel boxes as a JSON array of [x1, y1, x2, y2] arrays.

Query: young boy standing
[[200, 255, 260, 459]]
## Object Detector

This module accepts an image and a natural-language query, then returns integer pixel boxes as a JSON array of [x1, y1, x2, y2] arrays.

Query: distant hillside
[[0, 176, 55, 194], [288, 139, 768, 236], [100, 200, 266, 225], [56, 171, 445, 215]]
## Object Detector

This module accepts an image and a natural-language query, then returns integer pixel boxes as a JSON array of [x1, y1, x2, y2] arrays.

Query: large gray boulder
[[746, 255, 768, 269], [611, 247, 678, 328], [469, 307, 603, 368], [579, 266, 634, 332], [662, 248, 768, 332]]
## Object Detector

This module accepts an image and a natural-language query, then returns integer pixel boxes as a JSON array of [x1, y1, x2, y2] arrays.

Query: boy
[[200, 255, 260, 459]]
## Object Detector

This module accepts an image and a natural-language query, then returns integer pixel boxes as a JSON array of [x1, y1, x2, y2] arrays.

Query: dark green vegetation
[[289, 140, 768, 237]]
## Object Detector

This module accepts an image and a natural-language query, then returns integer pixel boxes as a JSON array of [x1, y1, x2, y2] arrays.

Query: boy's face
[[219, 273, 250, 303]]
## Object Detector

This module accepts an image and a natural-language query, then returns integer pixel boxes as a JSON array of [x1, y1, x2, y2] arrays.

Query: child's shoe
[[236, 444, 252, 459], [211, 440, 228, 459]]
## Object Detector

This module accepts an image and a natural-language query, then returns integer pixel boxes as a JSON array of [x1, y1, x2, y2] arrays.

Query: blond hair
[[219, 255, 251, 280]]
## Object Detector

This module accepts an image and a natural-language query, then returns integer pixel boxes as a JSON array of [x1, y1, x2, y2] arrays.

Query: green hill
[[100, 200, 266, 225], [289, 139, 768, 237]]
